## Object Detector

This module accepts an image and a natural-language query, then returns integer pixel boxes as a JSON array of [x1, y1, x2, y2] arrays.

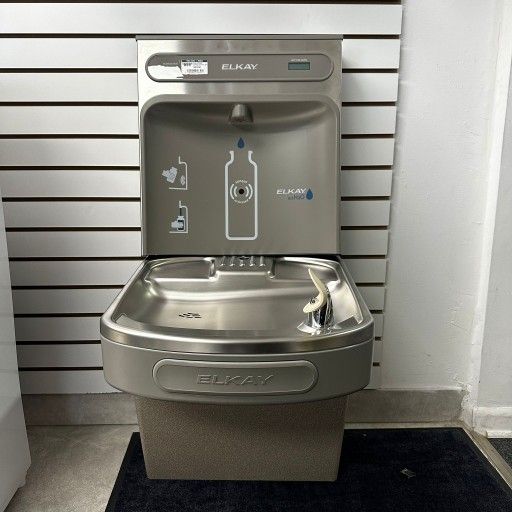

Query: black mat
[[106, 428, 512, 512], [490, 438, 512, 468]]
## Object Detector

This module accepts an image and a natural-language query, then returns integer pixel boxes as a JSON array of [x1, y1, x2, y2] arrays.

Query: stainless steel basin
[[101, 256, 374, 355]]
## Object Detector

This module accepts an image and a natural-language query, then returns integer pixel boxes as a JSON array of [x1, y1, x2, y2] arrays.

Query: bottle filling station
[[101, 36, 374, 481]]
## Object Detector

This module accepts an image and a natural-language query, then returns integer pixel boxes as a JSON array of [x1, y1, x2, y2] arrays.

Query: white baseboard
[[22, 389, 463, 426], [472, 406, 512, 437]]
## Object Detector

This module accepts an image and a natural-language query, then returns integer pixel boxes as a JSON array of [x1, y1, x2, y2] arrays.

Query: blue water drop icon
[[237, 137, 245, 149], [306, 189, 314, 200]]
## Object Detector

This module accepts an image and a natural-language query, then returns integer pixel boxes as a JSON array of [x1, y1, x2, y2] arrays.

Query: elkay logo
[[197, 374, 274, 386], [276, 188, 314, 200], [221, 63, 259, 71]]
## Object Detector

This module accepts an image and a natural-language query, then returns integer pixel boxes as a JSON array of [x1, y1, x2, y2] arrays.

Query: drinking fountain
[[101, 36, 374, 481]]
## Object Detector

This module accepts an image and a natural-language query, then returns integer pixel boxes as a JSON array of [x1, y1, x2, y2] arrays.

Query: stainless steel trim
[[464, 428, 512, 490], [100, 256, 374, 355], [136, 35, 343, 41]]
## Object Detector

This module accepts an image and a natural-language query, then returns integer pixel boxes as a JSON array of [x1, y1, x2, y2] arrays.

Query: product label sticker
[[180, 59, 208, 75]]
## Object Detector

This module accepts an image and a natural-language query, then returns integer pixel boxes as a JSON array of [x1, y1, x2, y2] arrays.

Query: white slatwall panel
[[340, 230, 389, 256], [5, 201, 387, 228], [0, 106, 396, 135], [0, 4, 402, 35], [15, 317, 102, 342], [343, 73, 399, 102], [0, 138, 393, 168], [0, 107, 138, 135], [13, 289, 121, 315], [341, 170, 393, 197], [341, 107, 397, 135], [17, 344, 103, 368], [7, 231, 142, 258], [0, 38, 139, 68], [373, 340, 383, 363], [0, 169, 390, 199], [0, 73, 398, 103], [0, 139, 139, 167], [343, 259, 387, 284], [19, 370, 117, 394], [2, 2, 402, 393], [359, 287, 385, 311], [6, 230, 387, 258], [0, 38, 400, 70], [10, 260, 142, 286], [0, 73, 137, 102], [340, 201, 390, 227], [373, 314, 384, 338], [342, 139, 395, 166], [0, 170, 140, 198], [4, 201, 140, 228]]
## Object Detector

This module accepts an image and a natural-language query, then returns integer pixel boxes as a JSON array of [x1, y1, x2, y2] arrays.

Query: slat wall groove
[[0, 3, 402, 393]]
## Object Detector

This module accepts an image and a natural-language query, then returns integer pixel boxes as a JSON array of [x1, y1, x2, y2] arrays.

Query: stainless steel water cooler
[[101, 36, 374, 481]]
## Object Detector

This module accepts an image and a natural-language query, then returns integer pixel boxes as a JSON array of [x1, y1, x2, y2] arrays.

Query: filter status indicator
[[288, 61, 310, 71]]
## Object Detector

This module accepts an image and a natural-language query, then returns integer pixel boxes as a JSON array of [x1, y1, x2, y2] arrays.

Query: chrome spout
[[229, 103, 253, 125]]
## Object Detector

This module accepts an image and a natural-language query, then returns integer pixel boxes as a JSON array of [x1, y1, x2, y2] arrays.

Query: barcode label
[[181, 59, 208, 75]]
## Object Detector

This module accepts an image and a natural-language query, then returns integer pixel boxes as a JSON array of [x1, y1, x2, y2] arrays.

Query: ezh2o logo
[[276, 188, 314, 200]]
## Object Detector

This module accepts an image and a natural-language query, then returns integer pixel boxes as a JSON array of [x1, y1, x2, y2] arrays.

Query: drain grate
[[178, 312, 202, 319]]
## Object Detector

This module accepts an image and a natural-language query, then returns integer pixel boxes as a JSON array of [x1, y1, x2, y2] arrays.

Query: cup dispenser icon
[[170, 201, 188, 233], [162, 156, 188, 190]]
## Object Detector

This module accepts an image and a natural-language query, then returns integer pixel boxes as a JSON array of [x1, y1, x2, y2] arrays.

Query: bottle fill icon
[[225, 138, 258, 240], [170, 200, 188, 234]]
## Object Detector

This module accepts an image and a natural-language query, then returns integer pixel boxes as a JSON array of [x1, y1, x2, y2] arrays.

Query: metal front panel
[[153, 359, 318, 396], [138, 38, 341, 256], [102, 337, 373, 404], [146, 53, 333, 81]]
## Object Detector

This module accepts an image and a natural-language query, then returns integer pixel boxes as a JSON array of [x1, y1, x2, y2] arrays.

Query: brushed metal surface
[[101, 256, 373, 354], [153, 359, 318, 395], [137, 38, 341, 256]]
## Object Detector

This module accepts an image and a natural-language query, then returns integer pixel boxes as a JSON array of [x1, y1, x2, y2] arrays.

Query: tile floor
[[6, 426, 135, 512], [6, 425, 512, 512]]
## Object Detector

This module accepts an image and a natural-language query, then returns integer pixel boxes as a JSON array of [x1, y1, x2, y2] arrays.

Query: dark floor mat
[[490, 438, 512, 468], [106, 428, 512, 512]]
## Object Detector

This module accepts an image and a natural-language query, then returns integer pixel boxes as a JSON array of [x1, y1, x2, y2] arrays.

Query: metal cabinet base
[[135, 395, 347, 481]]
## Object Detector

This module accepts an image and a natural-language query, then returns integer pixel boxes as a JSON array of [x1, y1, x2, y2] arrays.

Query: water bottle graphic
[[225, 138, 258, 240]]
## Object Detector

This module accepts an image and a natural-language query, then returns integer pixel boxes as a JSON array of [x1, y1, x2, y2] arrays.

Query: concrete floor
[[5, 424, 512, 511], [6, 426, 135, 512]]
